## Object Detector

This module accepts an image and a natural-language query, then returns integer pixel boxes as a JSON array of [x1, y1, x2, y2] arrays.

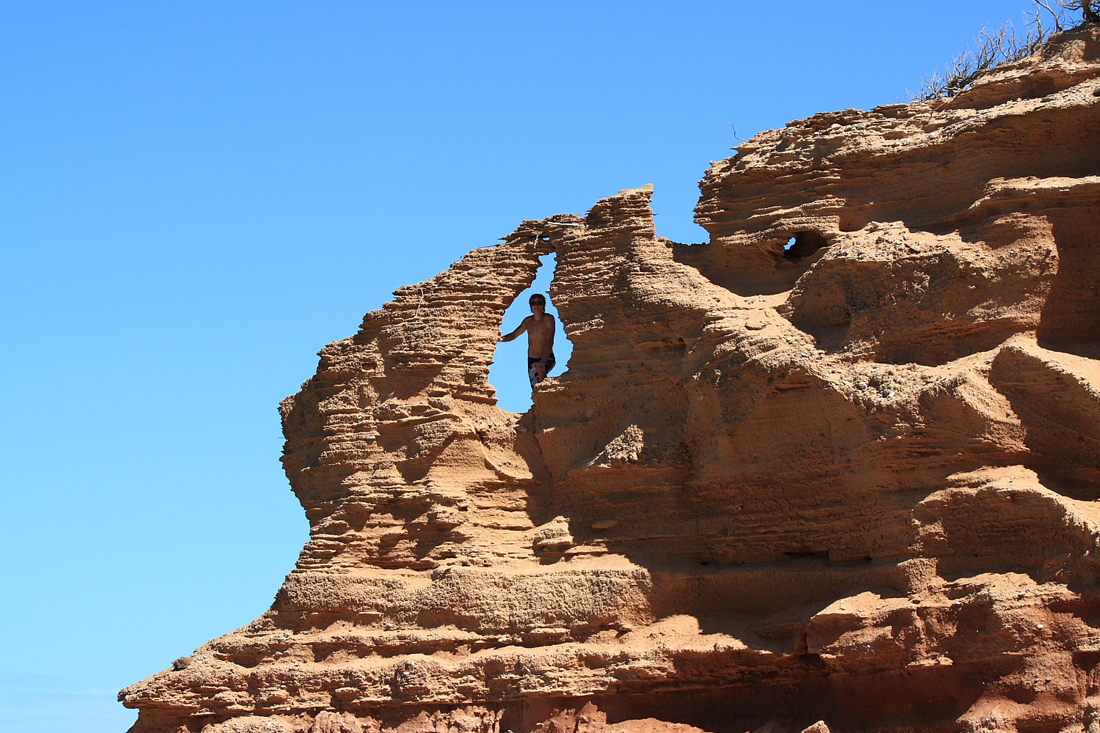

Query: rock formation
[[122, 25, 1100, 733]]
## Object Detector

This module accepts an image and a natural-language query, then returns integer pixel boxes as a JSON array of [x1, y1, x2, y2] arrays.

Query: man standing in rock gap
[[499, 293, 556, 388]]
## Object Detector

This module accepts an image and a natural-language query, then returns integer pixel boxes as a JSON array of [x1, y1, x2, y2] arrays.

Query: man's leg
[[528, 358, 540, 388], [528, 353, 557, 387]]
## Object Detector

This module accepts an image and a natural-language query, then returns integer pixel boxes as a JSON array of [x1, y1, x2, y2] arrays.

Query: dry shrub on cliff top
[[914, 0, 1100, 100]]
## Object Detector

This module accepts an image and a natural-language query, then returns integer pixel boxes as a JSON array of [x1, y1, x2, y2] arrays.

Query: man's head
[[529, 294, 546, 311]]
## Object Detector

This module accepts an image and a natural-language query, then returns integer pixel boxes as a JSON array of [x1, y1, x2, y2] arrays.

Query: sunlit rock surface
[[123, 26, 1100, 733]]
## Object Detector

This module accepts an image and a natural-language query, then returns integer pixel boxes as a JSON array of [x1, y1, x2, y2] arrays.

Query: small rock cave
[[783, 230, 829, 261]]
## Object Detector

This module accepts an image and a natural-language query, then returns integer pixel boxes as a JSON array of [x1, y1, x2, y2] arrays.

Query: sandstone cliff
[[122, 26, 1100, 733]]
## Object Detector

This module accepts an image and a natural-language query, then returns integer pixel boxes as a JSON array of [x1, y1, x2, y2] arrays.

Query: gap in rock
[[784, 230, 828, 261], [490, 252, 573, 414]]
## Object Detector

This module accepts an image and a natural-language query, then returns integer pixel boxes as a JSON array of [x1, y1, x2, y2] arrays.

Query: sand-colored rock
[[123, 26, 1100, 733]]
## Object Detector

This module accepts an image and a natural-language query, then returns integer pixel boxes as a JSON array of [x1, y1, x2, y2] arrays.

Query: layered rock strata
[[123, 26, 1100, 733]]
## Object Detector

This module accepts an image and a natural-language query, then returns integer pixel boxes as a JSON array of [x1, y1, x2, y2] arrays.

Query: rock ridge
[[123, 26, 1100, 733]]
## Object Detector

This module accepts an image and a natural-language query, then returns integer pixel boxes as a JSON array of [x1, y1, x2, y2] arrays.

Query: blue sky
[[0, 2, 1046, 730]]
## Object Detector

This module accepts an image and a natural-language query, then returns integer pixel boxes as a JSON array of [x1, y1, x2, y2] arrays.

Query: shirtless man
[[499, 293, 556, 387]]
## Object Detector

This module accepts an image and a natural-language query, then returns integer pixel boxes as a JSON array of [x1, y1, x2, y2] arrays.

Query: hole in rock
[[783, 230, 828, 261], [489, 253, 574, 413], [671, 229, 830, 297]]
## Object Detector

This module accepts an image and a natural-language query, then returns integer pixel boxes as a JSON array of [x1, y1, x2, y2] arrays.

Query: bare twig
[[1034, 0, 1065, 30], [1060, 0, 1100, 22], [911, 0, 1095, 101]]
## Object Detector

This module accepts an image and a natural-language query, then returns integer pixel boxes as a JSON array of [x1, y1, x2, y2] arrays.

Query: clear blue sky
[[0, 2, 1045, 730]]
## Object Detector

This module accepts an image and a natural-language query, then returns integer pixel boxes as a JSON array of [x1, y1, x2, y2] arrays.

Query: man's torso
[[527, 315, 554, 357]]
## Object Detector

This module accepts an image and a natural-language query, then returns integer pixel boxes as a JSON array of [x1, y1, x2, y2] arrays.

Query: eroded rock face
[[122, 26, 1100, 733]]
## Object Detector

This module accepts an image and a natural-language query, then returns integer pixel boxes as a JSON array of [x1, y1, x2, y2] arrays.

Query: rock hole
[[489, 253, 574, 413], [783, 230, 829, 261]]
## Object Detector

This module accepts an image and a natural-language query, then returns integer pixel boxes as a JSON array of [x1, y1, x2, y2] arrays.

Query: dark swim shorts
[[527, 352, 557, 386]]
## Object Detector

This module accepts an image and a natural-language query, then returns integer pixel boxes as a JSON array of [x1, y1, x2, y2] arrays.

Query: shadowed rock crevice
[[1038, 202, 1100, 348], [122, 26, 1100, 733]]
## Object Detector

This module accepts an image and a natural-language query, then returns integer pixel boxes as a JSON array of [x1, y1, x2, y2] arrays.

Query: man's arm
[[498, 316, 531, 343]]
